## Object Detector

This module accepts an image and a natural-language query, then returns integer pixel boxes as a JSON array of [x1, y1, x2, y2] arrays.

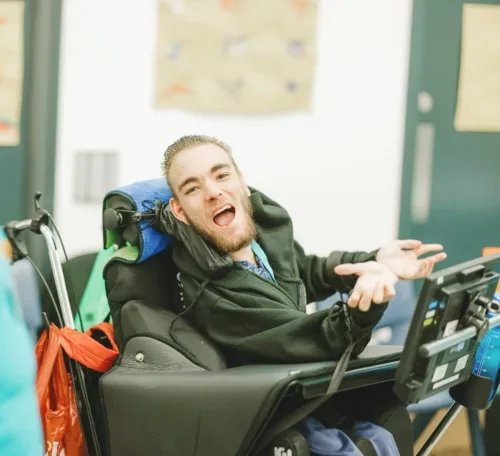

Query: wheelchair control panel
[[394, 253, 500, 409]]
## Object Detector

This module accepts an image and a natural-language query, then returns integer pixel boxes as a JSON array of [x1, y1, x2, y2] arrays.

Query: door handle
[[411, 122, 435, 224]]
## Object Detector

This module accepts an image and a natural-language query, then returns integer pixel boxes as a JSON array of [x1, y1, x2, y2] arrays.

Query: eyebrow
[[177, 163, 231, 192]]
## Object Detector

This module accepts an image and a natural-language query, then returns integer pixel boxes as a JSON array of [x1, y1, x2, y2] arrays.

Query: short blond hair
[[161, 135, 239, 193]]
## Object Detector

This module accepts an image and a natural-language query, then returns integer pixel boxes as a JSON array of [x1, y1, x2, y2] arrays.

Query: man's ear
[[169, 197, 189, 225]]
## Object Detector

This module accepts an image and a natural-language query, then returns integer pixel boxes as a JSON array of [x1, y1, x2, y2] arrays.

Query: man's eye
[[186, 187, 198, 195], [217, 173, 229, 180]]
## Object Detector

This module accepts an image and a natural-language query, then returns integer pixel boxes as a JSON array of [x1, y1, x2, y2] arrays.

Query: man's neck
[[229, 244, 256, 265]]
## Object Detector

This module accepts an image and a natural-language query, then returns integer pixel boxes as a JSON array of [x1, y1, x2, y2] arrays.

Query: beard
[[185, 192, 257, 254]]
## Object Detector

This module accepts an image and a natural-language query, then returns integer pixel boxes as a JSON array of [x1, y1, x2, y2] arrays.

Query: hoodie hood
[[154, 187, 296, 281]]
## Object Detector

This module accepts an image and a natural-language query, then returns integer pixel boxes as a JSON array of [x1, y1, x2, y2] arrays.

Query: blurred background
[[1, 0, 499, 265], [0, 1, 499, 453]]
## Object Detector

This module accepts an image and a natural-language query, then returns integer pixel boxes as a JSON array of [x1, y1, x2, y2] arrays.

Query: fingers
[[373, 282, 385, 304], [349, 287, 390, 312], [397, 239, 423, 250], [359, 291, 373, 312], [423, 259, 435, 276], [417, 259, 430, 275], [347, 290, 361, 308], [384, 284, 396, 301], [342, 262, 398, 311], [414, 244, 444, 257], [348, 290, 373, 312], [349, 282, 394, 311], [371, 283, 396, 305], [416, 253, 448, 278], [335, 263, 361, 276], [428, 252, 447, 263]]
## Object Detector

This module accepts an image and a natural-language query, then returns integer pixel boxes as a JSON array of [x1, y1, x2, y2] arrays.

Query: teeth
[[214, 204, 231, 216]]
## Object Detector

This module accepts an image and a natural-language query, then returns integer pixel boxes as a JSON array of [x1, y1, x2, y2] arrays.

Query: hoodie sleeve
[[200, 296, 386, 364], [294, 241, 379, 303]]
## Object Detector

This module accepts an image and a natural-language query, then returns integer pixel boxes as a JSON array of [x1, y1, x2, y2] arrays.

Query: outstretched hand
[[334, 261, 398, 312], [376, 240, 447, 280]]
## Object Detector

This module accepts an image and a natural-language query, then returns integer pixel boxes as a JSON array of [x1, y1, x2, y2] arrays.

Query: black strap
[[254, 340, 354, 453]]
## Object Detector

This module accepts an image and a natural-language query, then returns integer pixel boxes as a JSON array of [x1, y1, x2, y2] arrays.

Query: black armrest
[[298, 345, 402, 399]]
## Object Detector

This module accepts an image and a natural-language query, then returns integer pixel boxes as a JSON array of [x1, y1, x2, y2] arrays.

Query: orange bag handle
[[86, 322, 119, 352], [60, 322, 119, 373]]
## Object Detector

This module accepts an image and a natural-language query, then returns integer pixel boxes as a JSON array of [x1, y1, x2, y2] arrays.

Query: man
[[160, 134, 445, 366], [158, 134, 446, 456]]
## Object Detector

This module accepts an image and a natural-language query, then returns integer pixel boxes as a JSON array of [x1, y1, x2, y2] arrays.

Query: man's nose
[[204, 183, 223, 201]]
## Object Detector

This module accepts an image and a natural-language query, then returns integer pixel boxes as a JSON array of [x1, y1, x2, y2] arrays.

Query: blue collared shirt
[[236, 240, 276, 283]]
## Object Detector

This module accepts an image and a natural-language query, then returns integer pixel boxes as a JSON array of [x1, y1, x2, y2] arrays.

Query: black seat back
[[104, 248, 227, 371]]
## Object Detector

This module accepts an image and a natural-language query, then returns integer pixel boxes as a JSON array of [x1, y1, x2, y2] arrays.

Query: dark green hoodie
[[156, 189, 388, 367]]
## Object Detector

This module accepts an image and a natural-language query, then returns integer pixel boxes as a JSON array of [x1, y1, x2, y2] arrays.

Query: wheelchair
[[98, 179, 404, 456], [5, 181, 500, 456]]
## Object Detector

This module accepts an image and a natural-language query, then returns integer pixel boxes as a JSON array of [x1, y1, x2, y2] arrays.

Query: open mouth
[[213, 204, 236, 227]]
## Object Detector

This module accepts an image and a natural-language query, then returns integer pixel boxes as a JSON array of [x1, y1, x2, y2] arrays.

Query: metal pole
[[416, 402, 464, 456], [38, 224, 100, 455], [39, 224, 74, 329]]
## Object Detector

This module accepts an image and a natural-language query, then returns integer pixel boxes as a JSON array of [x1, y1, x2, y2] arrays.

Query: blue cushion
[[104, 178, 172, 263]]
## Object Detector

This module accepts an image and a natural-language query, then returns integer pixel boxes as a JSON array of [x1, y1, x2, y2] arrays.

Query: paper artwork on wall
[[0, 0, 24, 146], [154, 0, 318, 114], [454, 4, 500, 132]]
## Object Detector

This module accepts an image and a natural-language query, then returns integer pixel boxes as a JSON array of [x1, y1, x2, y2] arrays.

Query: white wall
[[55, 0, 413, 258]]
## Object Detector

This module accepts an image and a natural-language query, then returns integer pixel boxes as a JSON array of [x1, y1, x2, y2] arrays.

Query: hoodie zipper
[[274, 276, 308, 312]]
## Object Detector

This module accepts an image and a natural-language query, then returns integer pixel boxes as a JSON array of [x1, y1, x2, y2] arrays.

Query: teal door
[[0, 0, 30, 224], [399, 0, 500, 269], [0, 0, 62, 275]]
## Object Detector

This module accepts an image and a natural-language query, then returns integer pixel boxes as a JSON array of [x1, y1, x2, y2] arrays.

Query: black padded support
[[105, 249, 228, 371], [104, 249, 177, 348], [120, 300, 227, 371], [119, 336, 204, 373], [449, 373, 494, 410]]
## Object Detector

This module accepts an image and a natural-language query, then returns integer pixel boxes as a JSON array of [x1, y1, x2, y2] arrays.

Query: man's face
[[168, 143, 256, 254]]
